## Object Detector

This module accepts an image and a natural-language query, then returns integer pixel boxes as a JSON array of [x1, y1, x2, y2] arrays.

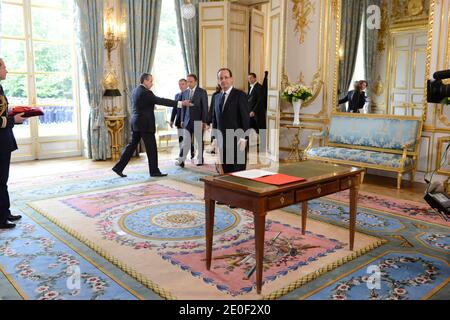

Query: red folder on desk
[[252, 174, 306, 186]]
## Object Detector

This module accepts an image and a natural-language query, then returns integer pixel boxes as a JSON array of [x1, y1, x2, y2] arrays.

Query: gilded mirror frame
[[331, 0, 436, 122]]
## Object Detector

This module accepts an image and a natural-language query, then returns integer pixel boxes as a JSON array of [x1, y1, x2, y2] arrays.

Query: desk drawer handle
[[348, 180, 352, 187], [317, 187, 322, 195], [280, 196, 285, 204]]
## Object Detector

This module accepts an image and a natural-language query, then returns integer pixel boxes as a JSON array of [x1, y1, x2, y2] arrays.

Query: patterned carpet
[[1, 163, 449, 300], [27, 179, 382, 299]]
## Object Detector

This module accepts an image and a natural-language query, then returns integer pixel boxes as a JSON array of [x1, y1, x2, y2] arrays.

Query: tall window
[[0, 0, 79, 144], [152, 0, 186, 131]]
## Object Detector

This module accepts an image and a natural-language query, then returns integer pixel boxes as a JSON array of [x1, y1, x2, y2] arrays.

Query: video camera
[[424, 69, 450, 221], [427, 69, 450, 103]]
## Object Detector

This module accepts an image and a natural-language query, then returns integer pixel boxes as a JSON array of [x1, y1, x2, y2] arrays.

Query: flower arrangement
[[282, 83, 313, 103]]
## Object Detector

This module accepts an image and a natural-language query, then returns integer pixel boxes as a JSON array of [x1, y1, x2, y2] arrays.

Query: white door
[[249, 8, 266, 84], [389, 29, 427, 117]]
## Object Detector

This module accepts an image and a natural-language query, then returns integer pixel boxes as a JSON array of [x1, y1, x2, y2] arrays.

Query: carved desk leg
[[205, 194, 215, 271], [349, 175, 360, 251], [254, 212, 266, 295]]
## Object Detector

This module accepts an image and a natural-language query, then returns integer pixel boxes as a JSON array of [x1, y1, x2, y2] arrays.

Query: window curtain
[[123, 0, 162, 141], [364, 0, 381, 108], [75, 0, 111, 160], [174, 0, 208, 75], [338, 0, 365, 109]]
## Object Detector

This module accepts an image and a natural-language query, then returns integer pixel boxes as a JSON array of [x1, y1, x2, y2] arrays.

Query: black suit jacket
[[170, 92, 184, 128], [208, 91, 220, 125], [338, 90, 366, 112], [0, 85, 18, 154], [181, 86, 208, 130], [212, 87, 250, 136], [131, 85, 178, 133], [248, 82, 263, 114]]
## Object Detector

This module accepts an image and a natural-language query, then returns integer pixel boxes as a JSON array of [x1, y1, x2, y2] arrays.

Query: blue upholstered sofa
[[304, 114, 423, 189]]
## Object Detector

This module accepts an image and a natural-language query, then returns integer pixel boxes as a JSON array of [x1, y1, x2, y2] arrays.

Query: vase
[[292, 100, 302, 125]]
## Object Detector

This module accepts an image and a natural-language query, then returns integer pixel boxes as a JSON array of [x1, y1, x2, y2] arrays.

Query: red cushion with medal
[[8, 106, 44, 118]]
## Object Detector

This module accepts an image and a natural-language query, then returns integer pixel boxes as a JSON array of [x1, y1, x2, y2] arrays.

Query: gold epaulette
[[0, 95, 7, 117]]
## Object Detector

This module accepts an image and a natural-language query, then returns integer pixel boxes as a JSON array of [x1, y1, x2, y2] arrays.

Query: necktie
[[189, 89, 194, 100], [219, 92, 226, 114]]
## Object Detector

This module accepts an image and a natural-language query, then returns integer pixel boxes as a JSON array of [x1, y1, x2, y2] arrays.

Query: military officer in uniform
[[0, 58, 25, 229]]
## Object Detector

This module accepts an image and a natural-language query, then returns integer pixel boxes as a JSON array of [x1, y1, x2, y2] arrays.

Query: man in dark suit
[[176, 74, 208, 167], [0, 58, 25, 229], [113, 73, 191, 178], [212, 68, 250, 174], [338, 80, 367, 113], [247, 73, 263, 133], [170, 78, 188, 159]]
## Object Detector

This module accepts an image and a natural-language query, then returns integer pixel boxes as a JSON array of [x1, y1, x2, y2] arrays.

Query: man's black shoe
[[7, 214, 22, 222], [196, 163, 204, 167], [0, 222, 16, 229], [229, 205, 237, 209], [151, 173, 168, 177], [112, 168, 127, 178]]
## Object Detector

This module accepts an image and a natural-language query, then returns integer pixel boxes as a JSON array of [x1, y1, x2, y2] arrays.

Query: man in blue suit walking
[[170, 79, 188, 160], [176, 74, 208, 167]]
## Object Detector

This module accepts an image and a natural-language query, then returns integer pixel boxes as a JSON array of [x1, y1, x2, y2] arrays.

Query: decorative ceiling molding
[[377, 0, 389, 54]]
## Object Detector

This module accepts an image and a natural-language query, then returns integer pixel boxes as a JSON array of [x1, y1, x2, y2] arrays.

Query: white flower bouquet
[[282, 84, 312, 103]]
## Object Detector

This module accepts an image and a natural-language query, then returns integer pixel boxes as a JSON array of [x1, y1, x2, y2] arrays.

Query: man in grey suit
[[176, 74, 208, 167], [113, 73, 191, 177]]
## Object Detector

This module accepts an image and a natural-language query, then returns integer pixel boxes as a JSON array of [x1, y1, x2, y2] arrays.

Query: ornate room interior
[[0, 0, 448, 302]]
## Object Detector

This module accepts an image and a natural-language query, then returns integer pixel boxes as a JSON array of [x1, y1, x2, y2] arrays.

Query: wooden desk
[[200, 161, 363, 294]]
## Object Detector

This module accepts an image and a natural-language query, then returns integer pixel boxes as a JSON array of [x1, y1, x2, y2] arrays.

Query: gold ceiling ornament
[[391, 0, 430, 24], [373, 76, 384, 96], [377, 0, 389, 54], [391, 0, 403, 19], [292, 0, 315, 44], [407, 0, 424, 16]]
